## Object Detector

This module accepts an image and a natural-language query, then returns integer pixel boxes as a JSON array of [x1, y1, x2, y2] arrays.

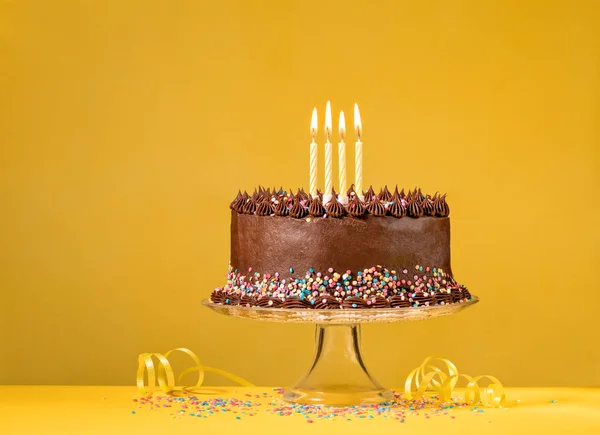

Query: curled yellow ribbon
[[137, 347, 254, 395], [404, 356, 505, 407]]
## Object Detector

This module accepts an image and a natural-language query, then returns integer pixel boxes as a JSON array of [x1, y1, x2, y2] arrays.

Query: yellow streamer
[[136, 347, 254, 396], [404, 356, 505, 408]]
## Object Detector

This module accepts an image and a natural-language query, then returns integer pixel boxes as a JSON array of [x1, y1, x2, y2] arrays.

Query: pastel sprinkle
[[211, 265, 470, 309]]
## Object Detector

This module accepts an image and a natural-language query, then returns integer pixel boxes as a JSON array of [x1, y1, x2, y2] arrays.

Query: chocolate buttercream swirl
[[364, 186, 377, 203], [326, 198, 346, 218], [230, 191, 243, 210], [314, 295, 341, 309], [378, 186, 392, 202], [289, 200, 308, 219], [389, 294, 411, 308], [242, 197, 258, 214], [274, 200, 289, 216], [256, 200, 274, 216], [367, 196, 386, 216], [256, 296, 283, 308], [342, 297, 367, 309], [422, 198, 435, 216], [296, 189, 310, 201], [223, 293, 240, 305], [347, 196, 366, 217], [308, 197, 325, 217], [231, 192, 248, 213], [261, 188, 272, 201], [434, 194, 450, 217], [281, 297, 312, 309], [461, 286, 472, 300], [410, 291, 436, 307], [240, 295, 258, 307], [450, 285, 463, 302], [231, 187, 449, 220], [370, 295, 391, 308], [331, 188, 339, 200], [435, 289, 452, 305], [407, 198, 423, 218], [210, 290, 225, 304], [251, 189, 261, 202], [347, 184, 357, 199], [389, 197, 407, 218]]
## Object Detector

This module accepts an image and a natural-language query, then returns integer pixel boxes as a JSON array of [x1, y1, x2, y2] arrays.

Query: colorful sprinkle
[[132, 390, 475, 423], [211, 264, 471, 309]]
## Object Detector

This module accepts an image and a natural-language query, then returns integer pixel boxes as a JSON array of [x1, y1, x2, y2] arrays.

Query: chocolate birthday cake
[[210, 186, 473, 309]]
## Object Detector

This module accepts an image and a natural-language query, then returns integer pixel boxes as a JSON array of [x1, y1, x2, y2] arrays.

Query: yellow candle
[[324, 101, 333, 203], [338, 110, 347, 204], [354, 103, 363, 200], [309, 108, 318, 198]]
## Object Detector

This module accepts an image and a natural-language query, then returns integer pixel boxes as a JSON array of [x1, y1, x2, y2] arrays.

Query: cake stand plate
[[202, 297, 479, 406]]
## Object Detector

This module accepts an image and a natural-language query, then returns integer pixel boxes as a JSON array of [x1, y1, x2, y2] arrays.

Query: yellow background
[[1, 0, 598, 387]]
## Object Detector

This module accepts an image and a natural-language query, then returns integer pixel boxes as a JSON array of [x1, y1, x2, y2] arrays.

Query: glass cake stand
[[202, 296, 479, 406]]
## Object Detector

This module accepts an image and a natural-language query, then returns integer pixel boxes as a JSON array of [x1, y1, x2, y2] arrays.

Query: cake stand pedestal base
[[282, 324, 393, 406], [202, 296, 479, 406]]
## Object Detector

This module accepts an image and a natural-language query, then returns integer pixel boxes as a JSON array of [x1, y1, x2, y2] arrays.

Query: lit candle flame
[[310, 108, 318, 139], [339, 110, 346, 140], [325, 101, 332, 141], [354, 103, 362, 140]]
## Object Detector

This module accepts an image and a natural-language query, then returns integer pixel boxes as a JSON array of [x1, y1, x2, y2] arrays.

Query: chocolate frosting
[[347, 184, 356, 199], [256, 296, 283, 308], [342, 297, 367, 309], [389, 294, 411, 308], [230, 212, 452, 281], [314, 295, 341, 309], [281, 298, 312, 309], [274, 200, 289, 216], [370, 295, 391, 308], [289, 200, 307, 219], [223, 293, 240, 305], [240, 295, 258, 307], [407, 198, 423, 218], [231, 192, 248, 213], [230, 191, 243, 210], [422, 197, 435, 216], [435, 289, 452, 305], [230, 187, 449, 220], [347, 196, 366, 217], [461, 286, 472, 300], [411, 291, 436, 306], [389, 199, 407, 218], [378, 186, 392, 202], [256, 200, 274, 216], [296, 189, 310, 202], [367, 196, 386, 216], [308, 197, 326, 217], [434, 194, 450, 217], [210, 290, 225, 304], [326, 198, 346, 218], [242, 197, 258, 215], [364, 186, 377, 203], [450, 286, 463, 302]]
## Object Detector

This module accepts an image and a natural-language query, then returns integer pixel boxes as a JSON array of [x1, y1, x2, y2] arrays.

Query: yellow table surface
[[1, 386, 599, 435]]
